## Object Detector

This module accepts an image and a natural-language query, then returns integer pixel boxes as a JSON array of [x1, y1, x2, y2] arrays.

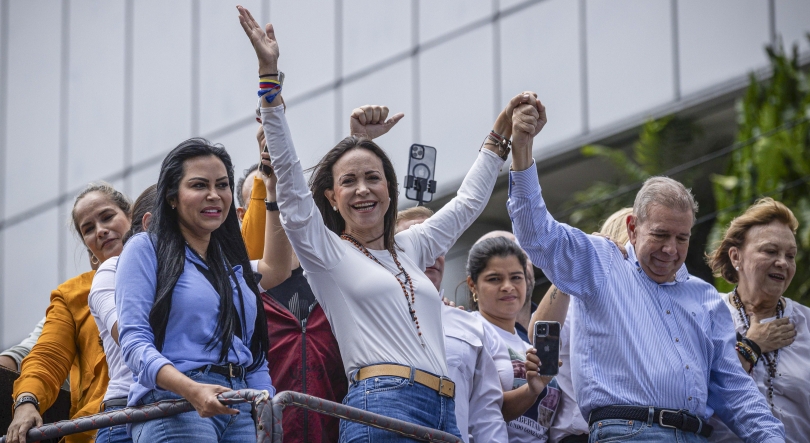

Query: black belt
[[99, 397, 128, 411], [197, 363, 245, 379], [559, 434, 588, 443], [589, 406, 713, 438]]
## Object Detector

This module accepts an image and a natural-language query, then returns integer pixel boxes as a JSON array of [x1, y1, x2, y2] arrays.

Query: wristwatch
[[14, 394, 39, 412], [265, 200, 279, 211]]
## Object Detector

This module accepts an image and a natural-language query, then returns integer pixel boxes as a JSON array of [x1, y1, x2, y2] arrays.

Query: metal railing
[[0, 390, 461, 443]]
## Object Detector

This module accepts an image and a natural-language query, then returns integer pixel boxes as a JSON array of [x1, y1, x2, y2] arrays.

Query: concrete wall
[[1, 0, 809, 346]]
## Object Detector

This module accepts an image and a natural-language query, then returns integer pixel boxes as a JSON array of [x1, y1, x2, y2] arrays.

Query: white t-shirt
[[443, 304, 508, 443], [88, 256, 134, 402], [473, 312, 560, 443], [709, 295, 810, 443], [262, 105, 504, 379], [549, 306, 589, 442]]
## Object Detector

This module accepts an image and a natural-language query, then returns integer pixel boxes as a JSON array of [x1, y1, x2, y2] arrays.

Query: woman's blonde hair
[[707, 197, 798, 284], [600, 207, 633, 244]]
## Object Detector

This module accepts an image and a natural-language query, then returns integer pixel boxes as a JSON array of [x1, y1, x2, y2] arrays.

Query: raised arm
[[397, 93, 533, 268], [254, 150, 294, 289], [529, 285, 570, 344], [507, 99, 617, 302], [238, 6, 349, 274]]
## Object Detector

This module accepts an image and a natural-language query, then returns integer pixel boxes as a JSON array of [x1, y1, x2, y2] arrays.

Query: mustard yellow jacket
[[14, 270, 109, 443]]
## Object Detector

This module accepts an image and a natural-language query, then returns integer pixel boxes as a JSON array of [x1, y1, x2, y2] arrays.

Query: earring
[[91, 255, 100, 265], [472, 292, 478, 303], [171, 204, 176, 210], [735, 266, 740, 271], [332, 206, 337, 212]]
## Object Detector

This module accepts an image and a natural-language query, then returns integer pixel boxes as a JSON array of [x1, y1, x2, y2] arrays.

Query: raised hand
[[349, 105, 404, 140], [511, 94, 546, 171], [237, 5, 279, 74], [493, 92, 536, 140], [259, 150, 278, 199]]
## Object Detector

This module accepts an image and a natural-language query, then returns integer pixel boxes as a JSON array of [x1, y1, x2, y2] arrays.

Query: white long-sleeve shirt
[[88, 256, 134, 401], [443, 304, 508, 443], [261, 104, 503, 378], [1, 317, 46, 368]]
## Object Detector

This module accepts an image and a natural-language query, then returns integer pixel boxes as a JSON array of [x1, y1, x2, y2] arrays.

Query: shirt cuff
[[143, 355, 174, 390], [508, 159, 540, 198]]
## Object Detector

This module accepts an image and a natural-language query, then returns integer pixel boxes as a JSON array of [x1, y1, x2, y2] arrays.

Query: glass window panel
[[587, 0, 674, 129], [501, 0, 582, 148], [67, 0, 125, 191], [5, 0, 61, 218], [131, 0, 192, 163], [678, 0, 770, 95]]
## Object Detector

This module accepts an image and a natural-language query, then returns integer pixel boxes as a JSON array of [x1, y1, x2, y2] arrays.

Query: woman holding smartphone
[[237, 5, 538, 441], [467, 236, 558, 443]]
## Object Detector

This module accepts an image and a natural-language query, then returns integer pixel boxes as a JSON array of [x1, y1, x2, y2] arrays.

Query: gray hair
[[633, 176, 698, 224]]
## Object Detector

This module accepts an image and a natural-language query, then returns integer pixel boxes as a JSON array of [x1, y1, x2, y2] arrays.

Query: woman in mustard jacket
[[6, 183, 132, 443]]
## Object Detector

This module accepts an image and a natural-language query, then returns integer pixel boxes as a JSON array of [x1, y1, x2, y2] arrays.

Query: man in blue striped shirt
[[504, 95, 785, 443]]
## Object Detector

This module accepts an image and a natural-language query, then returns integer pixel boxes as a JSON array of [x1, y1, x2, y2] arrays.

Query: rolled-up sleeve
[[246, 359, 275, 396], [115, 233, 173, 390]]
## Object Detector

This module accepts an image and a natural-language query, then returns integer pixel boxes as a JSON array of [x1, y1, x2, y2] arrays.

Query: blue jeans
[[339, 368, 461, 443], [588, 418, 709, 443], [130, 368, 254, 443], [96, 405, 133, 443]]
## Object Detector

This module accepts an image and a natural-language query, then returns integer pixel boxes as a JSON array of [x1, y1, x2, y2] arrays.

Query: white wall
[[0, 0, 808, 346]]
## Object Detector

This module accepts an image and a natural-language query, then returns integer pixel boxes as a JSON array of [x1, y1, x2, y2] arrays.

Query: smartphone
[[405, 144, 437, 202], [261, 145, 273, 176], [533, 321, 561, 376]]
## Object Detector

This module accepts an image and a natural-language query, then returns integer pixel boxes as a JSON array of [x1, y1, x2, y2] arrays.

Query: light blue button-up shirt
[[116, 233, 274, 406], [507, 161, 784, 443]]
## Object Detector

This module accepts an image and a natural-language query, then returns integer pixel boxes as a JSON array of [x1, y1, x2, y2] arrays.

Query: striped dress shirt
[[507, 161, 785, 443]]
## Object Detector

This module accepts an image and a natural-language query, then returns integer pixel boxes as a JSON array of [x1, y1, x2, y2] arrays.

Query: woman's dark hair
[[148, 138, 268, 370], [123, 184, 158, 244], [308, 136, 399, 250], [466, 237, 528, 310]]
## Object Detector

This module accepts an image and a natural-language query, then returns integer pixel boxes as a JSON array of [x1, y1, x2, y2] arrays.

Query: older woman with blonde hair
[[706, 197, 807, 443]]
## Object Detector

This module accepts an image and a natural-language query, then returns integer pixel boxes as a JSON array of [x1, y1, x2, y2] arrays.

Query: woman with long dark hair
[[115, 139, 272, 442], [238, 6, 540, 441]]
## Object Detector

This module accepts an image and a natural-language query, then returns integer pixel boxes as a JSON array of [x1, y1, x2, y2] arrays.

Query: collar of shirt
[[625, 242, 689, 286]]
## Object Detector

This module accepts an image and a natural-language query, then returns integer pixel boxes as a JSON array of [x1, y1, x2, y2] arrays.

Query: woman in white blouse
[[707, 197, 808, 443], [237, 5, 538, 441]]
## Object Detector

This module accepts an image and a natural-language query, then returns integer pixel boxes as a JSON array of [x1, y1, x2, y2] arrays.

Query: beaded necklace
[[340, 233, 424, 345], [731, 287, 783, 408]]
